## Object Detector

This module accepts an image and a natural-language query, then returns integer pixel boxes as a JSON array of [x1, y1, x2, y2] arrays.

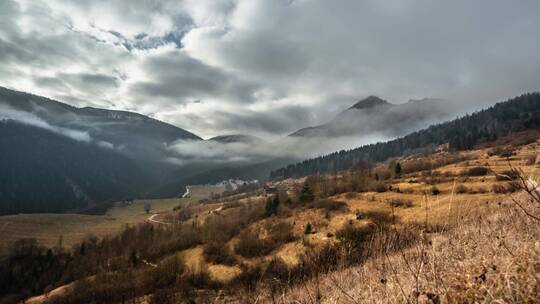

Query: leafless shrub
[[373, 182, 388, 193], [495, 170, 519, 181], [402, 153, 472, 174], [344, 192, 358, 199], [463, 166, 489, 176], [456, 184, 469, 194], [488, 146, 515, 158], [475, 186, 488, 194], [389, 198, 413, 208], [203, 242, 236, 265], [363, 210, 396, 227], [267, 220, 296, 243], [309, 199, 349, 212], [492, 182, 518, 194], [524, 155, 537, 166], [235, 230, 277, 258], [503, 166, 540, 222]]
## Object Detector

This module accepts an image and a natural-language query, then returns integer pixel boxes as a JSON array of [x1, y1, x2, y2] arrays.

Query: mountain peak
[[350, 96, 391, 110]]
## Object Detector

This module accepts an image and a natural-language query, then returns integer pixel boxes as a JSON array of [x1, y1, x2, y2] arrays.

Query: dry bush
[[364, 210, 396, 227], [455, 184, 469, 194], [492, 182, 518, 194], [231, 263, 264, 292], [524, 155, 537, 165], [464, 166, 489, 176], [430, 186, 441, 195], [234, 230, 277, 258], [203, 242, 236, 265], [374, 169, 392, 180], [184, 262, 214, 289], [149, 288, 177, 304], [201, 204, 265, 245], [174, 206, 192, 222], [401, 187, 415, 194], [151, 255, 184, 289], [488, 147, 515, 158], [510, 133, 538, 147], [372, 182, 388, 193], [201, 214, 242, 245], [267, 220, 295, 244], [475, 186, 488, 194], [402, 153, 471, 174], [344, 192, 358, 199], [201, 205, 267, 263], [389, 198, 414, 208], [495, 169, 519, 181], [308, 199, 349, 212]]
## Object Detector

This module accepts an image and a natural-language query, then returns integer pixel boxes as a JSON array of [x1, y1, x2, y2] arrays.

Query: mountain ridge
[[208, 134, 263, 144], [290, 96, 452, 138], [273, 92, 540, 179]]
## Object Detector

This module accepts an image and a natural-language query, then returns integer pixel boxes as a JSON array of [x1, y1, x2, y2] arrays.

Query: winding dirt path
[[147, 213, 170, 225]]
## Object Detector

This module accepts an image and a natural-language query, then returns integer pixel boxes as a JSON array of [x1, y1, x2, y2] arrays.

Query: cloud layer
[[1, 0, 539, 138], [0, 105, 91, 142]]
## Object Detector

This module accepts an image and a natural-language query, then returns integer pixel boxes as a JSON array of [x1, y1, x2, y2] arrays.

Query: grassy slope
[[148, 136, 538, 293], [18, 134, 540, 303], [176, 137, 539, 301], [269, 195, 540, 303]]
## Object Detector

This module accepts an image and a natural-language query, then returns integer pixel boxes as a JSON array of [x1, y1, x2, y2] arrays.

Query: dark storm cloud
[[191, 105, 313, 136], [130, 51, 260, 105]]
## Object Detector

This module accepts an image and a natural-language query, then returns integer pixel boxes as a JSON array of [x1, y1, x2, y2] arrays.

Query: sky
[[1, 0, 539, 139]]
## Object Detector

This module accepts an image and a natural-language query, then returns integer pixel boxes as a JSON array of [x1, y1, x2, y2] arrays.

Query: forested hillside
[[271, 93, 540, 179], [0, 121, 150, 214]]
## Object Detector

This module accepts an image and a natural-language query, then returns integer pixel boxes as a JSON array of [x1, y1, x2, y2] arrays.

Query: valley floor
[[0, 183, 226, 256]]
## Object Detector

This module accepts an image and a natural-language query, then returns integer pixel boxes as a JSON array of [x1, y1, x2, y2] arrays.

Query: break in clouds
[[1, 0, 540, 139]]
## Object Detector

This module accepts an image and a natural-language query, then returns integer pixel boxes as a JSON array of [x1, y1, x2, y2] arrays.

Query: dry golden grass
[[208, 264, 242, 284], [0, 183, 230, 255], [0, 198, 194, 255], [256, 193, 540, 303], [148, 140, 539, 289], [17, 138, 540, 304]]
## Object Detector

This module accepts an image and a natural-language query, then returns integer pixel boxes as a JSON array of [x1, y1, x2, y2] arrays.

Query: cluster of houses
[[215, 179, 259, 191]]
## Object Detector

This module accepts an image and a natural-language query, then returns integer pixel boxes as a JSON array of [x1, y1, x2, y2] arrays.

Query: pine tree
[[265, 195, 280, 217], [299, 182, 315, 203], [130, 249, 139, 267], [304, 222, 312, 234], [394, 162, 402, 176]]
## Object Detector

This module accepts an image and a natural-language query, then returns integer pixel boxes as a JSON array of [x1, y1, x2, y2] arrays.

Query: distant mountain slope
[[0, 87, 205, 214], [272, 93, 540, 179], [208, 134, 263, 144], [290, 96, 452, 138], [0, 120, 150, 214], [0, 87, 201, 165]]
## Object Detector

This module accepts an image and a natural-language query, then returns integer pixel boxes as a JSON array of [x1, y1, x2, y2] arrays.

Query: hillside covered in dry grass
[[1, 130, 535, 304]]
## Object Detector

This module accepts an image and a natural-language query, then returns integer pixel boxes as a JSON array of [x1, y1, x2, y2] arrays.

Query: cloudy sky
[[1, 0, 539, 138]]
